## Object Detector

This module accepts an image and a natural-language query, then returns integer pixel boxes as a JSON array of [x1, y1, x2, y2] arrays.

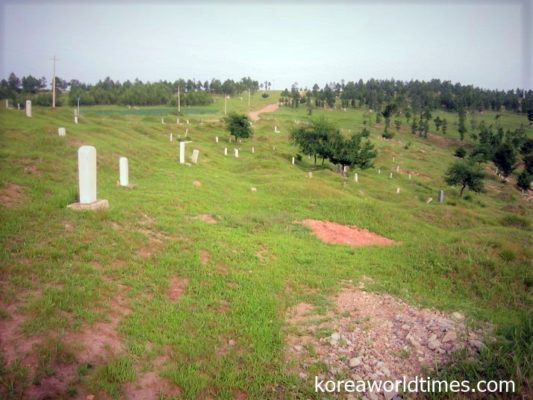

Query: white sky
[[1, 0, 531, 90]]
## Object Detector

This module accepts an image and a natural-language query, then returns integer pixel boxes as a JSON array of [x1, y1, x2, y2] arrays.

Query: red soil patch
[[248, 103, 279, 122], [124, 371, 182, 400], [0, 183, 24, 208], [297, 219, 395, 247], [168, 277, 188, 302], [200, 249, 210, 265]]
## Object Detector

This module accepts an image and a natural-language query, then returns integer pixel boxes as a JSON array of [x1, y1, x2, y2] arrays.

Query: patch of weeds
[[499, 249, 516, 262], [501, 215, 530, 230], [314, 327, 333, 339], [0, 357, 28, 400], [89, 357, 135, 399], [33, 338, 75, 385], [397, 348, 410, 360]]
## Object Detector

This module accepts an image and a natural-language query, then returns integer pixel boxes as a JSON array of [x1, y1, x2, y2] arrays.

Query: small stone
[[294, 345, 303, 352], [469, 339, 483, 350], [251, 187, 257, 192], [298, 372, 307, 379], [193, 180, 202, 187], [228, 339, 236, 346], [442, 331, 457, 343], [401, 324, 410, 330], [349, 357, 362, 368], [428, 340, 441, 350], [452, 312, 464, 320], [331, 332, 341, 341]]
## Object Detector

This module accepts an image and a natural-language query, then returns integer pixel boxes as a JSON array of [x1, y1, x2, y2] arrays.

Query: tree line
[[0, 73, 264, 107], [280, 79, 533, 119]]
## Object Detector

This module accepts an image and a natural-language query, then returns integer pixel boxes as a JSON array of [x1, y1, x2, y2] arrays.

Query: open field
[[0, 93, 531, 399]]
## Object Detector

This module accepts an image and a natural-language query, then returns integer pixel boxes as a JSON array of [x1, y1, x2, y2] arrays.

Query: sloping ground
[[286, 286, 486, 399]]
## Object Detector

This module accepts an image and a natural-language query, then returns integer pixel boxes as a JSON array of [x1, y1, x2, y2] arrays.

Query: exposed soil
[[0, 183, 24, 208], [248, 103, 279, 122], [200, 249, 210, 265], [168, 276, 189, 302], [285, 286, 487, 399], [297, 219, 395, 247], [123, 371, 182, 400], [194, 214, 217, 224], [193, 180, 202, 187]]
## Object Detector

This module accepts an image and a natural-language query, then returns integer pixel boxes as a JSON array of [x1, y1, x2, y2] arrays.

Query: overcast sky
[[1, 0, 531, 90]]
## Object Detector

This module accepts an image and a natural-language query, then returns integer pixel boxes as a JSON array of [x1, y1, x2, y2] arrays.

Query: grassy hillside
[[0, 93, 531, 399]]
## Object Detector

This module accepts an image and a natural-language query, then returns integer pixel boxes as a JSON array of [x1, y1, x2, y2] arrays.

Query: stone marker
[[161, 118, 165, 124], [17, 103, 20, 110], [58, 127, 66, 136], [186, 119, 190, 125], [185, 128, 189, 136], [396, 187, 401, 194], [409, 173, 412, 180], [25, 100, 32, 117], [234, 148, 239, 158], [191, 149, 200, 164], [354, 173, 358, 183], [4, 99, 8, 109], [74, 116, 78, 124], [224, 147, 228, 156], [308, 171, 313, 178], [393, 156, 396, 162], [119, 157, 129, 186], [215, 136, 219, 143], [378, 168, 381, 174], [169, 133, 173, 142], [177, 118, 180, 125], [67, 146, 108, 210], [426, 197, 433, 204], [292, 157, 295, 165], [389, 172, 393, 179], [274, 126, 280, 133], [396, 165, 400, 173], [179, 141, 191, 164], [343, 166, 349, 176], [438, 190, 444, 203], [252, 146, 255, 153]]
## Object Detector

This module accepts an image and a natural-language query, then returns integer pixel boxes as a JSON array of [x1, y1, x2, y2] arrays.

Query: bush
[[261, 93, 269, 98], [454, 146, 467, 158], [223, 113, 252, 139], [517, 171, 532, 192], [382, 131, 394, 139]]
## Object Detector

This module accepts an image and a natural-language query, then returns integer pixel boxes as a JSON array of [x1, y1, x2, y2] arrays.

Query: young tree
[[289, 116, 336, 165], [442, 118, 448, 135], [517, 171, 531, 191], [411, 118, 418, 135], [458, 108, 467, 141], [454, 146, 467, 158], [492, 143, 517, 178], [444, 161, 485, 197], [223, 113, 252, 139]]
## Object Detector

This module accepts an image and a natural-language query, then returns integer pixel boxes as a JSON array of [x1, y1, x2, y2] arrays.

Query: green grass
[[0, 94, 532, 398]]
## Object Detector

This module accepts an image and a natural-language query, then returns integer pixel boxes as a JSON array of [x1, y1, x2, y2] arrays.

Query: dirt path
[[248, 103, 279, 122]]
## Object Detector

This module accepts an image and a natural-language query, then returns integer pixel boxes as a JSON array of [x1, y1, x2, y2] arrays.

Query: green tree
[[442, 118, 448, 134], [493, 143, 517, 178], [458, 108, 467, 141], [454, 146, 467, 158], [444, 161, 485, 197], [289, 116, 336, 165], [517, 171, 531, 191], [223, 113, 253, 139]]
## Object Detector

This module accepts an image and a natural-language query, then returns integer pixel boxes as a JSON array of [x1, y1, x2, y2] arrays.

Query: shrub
[[454, 146, 467, 158], [382, 131, 394, 139]]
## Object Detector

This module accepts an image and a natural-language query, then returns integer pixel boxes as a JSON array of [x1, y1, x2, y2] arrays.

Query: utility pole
[[224, 94, 227, 115], [51, 55, 58, 109], [248, 89, 251, 109], [177, 86, 181, 113]]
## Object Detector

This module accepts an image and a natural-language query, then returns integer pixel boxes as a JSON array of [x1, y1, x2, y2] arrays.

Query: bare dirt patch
[[0, 183, 24, 208], [248, 103, 279, 122], [168, 277, 189, 302], [193, 214, 217, 224], [285, 286, 487, 399], [124, 371, 182, 400], [297, 219, 395, 247], [200, 249, 210, 265]]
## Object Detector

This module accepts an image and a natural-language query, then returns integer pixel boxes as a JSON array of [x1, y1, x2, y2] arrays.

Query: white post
[[224, 95, 227, 115], [169, 133, 173, 142], [252, 146, 255, 154], [389, 172, 393, 179], [215, 136, 219, 143], [354, 173, 358, 183], [177, 118, 180, 125], [179, 141, 186, 164], [4, 99, 8, 109], [393, 156, 396, 162], [74, 116, 78, 124], [396, 165, 400, 173], [52, 55, 57, 109], [119, 157, 129, 186], [58, 127, 66, 136], [78, 146, 97, 204], [185, 128, 188, 137], [186, 119, 189, 125], [378, 168, 381, 174], [396, 187, 401, 194], [234, 148, 239, 158], [292, 157, 295, 165], [308, 171, 313, 178], [224, 147, 228, 156], [25, 100, 32, 117], [17, 103, 20, 110], [177, 86, 181, 113], [409, 173, 412, 180], [191, 149, 199, 164]]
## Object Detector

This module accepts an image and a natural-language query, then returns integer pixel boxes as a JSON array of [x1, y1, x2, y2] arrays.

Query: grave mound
[[298, 219, 394, 247]]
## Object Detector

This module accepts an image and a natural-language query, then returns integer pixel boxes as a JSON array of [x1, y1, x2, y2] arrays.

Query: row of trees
[[0, 73, 263, 107], [289, 117, 376, 171], [280, 79, 533, 119]]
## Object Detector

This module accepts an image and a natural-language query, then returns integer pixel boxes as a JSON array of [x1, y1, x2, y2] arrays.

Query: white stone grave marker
[[224, 147, 228, 156], [396, 187, 401, 194], [58, 127, 66, 136], [78, 146, 97, 203], [25, 100, 32, 117], [234, 148, 239, 158], [74, 116, 78, 124], [389, 172, 393, 179], [191, 149, 200, 164], [438, 190, 444, 203], [119, 157, 129, 186], [252, 147, 255, 153], [170, 133, 173, 142], [215, 136, 219, 143], [292, 157, 295, 165], [354, 173, 358, 183], [179, 141, 191, 164]]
